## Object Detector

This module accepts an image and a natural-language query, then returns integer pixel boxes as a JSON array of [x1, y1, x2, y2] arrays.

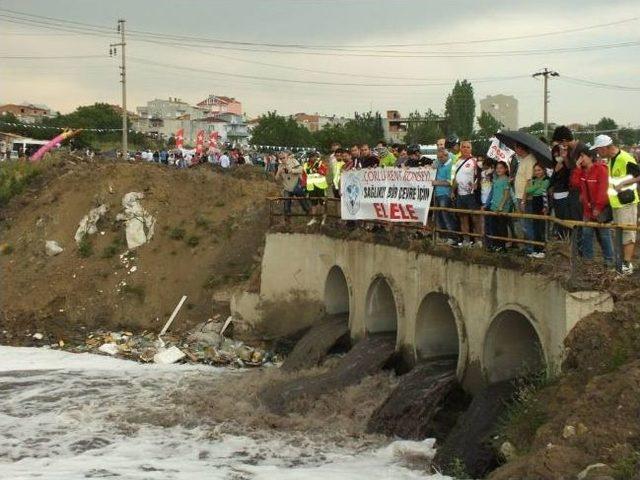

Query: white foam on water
[[0, 347, 451, 480]]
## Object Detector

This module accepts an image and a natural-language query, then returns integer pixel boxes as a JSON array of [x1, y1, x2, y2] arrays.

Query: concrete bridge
[[232, 233, 614, 391]]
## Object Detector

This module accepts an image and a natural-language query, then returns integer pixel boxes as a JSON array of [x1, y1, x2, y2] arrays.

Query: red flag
[[175, 128, 184, 149], [195, 129, 205, 155], [208, 131, 219, 149]]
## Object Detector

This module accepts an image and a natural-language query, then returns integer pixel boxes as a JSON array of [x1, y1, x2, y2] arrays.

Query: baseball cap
[[590, 134, 613, 150]]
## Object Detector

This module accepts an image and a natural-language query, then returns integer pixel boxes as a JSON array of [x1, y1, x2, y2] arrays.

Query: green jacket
[[525, 178, 549, 197]]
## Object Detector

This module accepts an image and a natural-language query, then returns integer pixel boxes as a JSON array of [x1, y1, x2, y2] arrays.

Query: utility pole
[[532, 68, 559, 140], [110, 19, 127, 157]]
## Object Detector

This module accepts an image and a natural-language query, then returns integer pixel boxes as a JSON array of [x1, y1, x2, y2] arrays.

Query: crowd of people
[[273, 127, 640, 276], [127, 147, 250, 168]]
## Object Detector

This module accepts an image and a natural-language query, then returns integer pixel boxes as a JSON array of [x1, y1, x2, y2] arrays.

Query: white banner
[[486, 137, 515, 164], [340, 167, 436, 224]]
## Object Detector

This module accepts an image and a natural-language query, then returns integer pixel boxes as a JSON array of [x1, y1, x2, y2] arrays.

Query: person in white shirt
[[219, 152, 231, 169], [452, 141, 482, 247]]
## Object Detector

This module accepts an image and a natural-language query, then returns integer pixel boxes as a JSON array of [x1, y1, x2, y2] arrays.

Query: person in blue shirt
[[483, 161, 514, 251], [432, 148, 460, 245]]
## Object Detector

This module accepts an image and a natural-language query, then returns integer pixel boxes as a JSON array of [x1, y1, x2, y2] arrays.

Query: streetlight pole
[[110, 19, 127, 157], [532, 68, 559, 140]]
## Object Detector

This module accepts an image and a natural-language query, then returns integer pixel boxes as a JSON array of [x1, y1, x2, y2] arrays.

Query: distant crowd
[[272, 127, 640, 276], [124, 148, 251, 169]]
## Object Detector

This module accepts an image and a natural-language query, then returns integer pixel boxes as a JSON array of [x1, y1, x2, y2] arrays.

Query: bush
[[120, 283, 145, 301], [168, 227, 185, 240], [101, 244, 118, 259], [0, 161, 41, 206], [496, 370, 552, 453], [194, 215, 212, 230], [613, 451, 640, 480], [78, 236, 93, 258], [186, 235, 200, 247]]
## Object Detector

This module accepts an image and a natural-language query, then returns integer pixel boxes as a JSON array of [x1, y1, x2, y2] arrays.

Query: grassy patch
[[78, 235, 94, 258], [101, 244, 118, 259], [203, 273, 228, 289], [445, 457, 470, 479], [120, 283, 145, 301], [0, 161, 42, 206], [194, 214, 212, 230], [1, 243, 14, 255], [186, 235, 200, 247], [612, 451, 640, 480], [496, 370, 552, 453], [608, 343, 630, 372], [168, 227, 186, 240]]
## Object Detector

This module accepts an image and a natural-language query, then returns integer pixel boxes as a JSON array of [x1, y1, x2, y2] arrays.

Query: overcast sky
[[1, 0, 639, 128]]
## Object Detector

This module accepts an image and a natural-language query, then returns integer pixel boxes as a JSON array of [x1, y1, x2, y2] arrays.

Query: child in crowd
[[524, 163, 550, 258], [484, 161, 513, 251], [479, 156, 494, 244]]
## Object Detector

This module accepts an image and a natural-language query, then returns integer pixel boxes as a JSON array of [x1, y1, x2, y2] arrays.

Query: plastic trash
[[153, 346, 186, 364], [98, 343, 119, 356]]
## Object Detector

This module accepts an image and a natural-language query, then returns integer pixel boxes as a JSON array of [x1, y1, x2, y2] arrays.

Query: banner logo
[[343, 174, 362, 215]]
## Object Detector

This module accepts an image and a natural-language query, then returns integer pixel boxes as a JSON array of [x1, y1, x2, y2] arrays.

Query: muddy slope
[[1, 160, 278, 342]]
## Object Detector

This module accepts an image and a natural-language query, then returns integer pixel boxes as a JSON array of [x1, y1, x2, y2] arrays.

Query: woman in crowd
[[569, 144, 614, 267]]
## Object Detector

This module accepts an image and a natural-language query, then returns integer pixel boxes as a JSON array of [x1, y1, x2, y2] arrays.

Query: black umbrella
[[495, 130, 553, 168]]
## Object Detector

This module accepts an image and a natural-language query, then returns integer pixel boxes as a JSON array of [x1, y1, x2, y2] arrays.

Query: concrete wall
[[233, 233, 613, 391]]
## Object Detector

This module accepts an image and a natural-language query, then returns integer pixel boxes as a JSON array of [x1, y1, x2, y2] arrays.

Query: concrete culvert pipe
[[365, 277, 398, 334], [483, 309, 544, 383], [324, 266, 350, 315], [415, 292, 459, 361]]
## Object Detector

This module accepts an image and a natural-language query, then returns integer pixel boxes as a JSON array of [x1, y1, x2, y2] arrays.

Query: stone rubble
[[74, 204, 108, 243], [45, 240, 64, 256], [115, 192, 155, 250]]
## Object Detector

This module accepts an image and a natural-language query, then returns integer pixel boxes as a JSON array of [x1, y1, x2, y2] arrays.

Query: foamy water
[[0, 346, 451, 479]]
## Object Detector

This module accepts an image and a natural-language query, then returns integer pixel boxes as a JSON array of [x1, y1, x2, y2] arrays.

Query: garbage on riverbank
[[58, 317, 277, 368]]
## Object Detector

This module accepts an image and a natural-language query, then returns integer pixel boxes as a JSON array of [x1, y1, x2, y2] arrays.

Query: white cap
[[590, 134, 613, 150]]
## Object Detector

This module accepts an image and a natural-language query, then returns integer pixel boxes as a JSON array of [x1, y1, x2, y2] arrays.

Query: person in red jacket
[[569, 144, 614, 266]]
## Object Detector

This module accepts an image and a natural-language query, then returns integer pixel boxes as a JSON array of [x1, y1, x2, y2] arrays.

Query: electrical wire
[[1, 7, 638, 49], [129, 56, 528, 87], [0, 54, 108, 59], [557, 75, 640, 91]]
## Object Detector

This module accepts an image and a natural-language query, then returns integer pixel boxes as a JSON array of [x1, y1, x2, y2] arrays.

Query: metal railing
[[267, 196, 640, 279]]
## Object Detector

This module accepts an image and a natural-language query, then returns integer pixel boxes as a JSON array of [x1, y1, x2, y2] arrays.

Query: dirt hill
[[0, 158, 278, 345]]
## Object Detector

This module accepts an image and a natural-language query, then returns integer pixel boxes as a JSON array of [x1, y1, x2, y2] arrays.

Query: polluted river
[[0, 329, 456, 480]]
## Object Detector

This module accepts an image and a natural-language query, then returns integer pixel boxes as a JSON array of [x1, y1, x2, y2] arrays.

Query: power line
[[129, 57, 527, 87], [173, 44, 528, 82], [1, 7, 638, 49], [2, 10, 640, 59], [556, 75, 640, 91], [0, 54, 107, 59]]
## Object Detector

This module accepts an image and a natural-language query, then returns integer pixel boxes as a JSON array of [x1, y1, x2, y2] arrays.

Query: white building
[[480, 94, 519, 130]]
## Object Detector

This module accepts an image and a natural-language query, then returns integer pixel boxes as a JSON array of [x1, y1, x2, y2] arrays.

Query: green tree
[[444, 80, 475, 139], [250, 111, 314, 148], [344, 111, 385, 146], [476, 111, 503, 138], [520, 122, 545, 134], [618, 128, 639, 146], [404, 110, 443, 145], [596, 117, 618, 133], [311, 111, 384, 152]]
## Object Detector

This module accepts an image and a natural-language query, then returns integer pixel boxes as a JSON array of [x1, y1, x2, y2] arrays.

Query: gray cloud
[[1, 0, 639, 127]]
